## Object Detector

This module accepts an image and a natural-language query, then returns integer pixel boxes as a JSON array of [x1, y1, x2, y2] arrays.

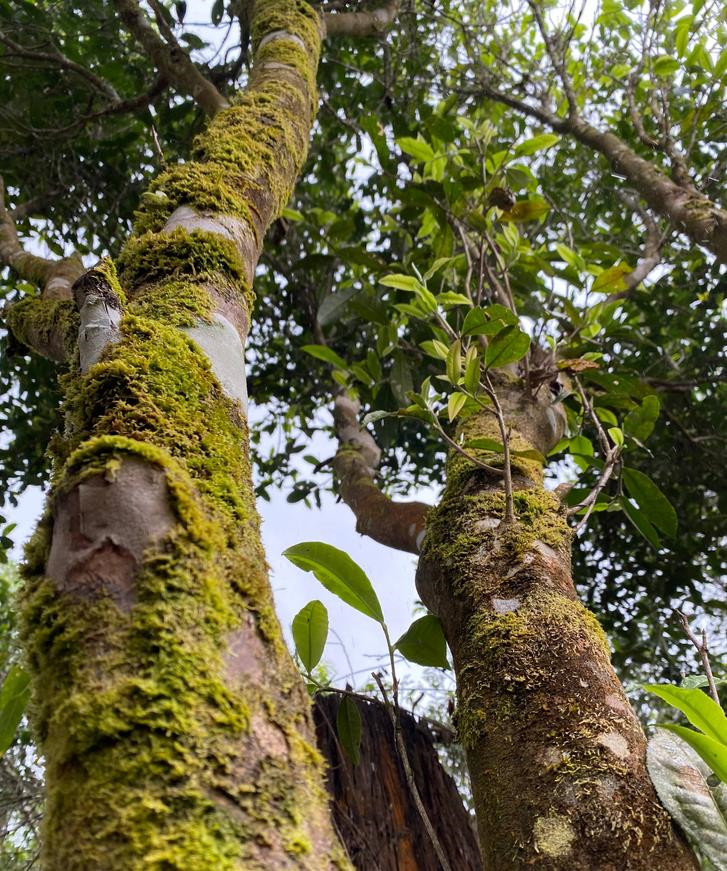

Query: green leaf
[[623, 395, 660, 443], [362, 409, 392, 426], [653, 55, 680, 76], [301, 344, 348, 371], [660, 726, 727, 784], [447, 392, 467, 422], [292, 600, 329, 673], [647, 730, 727, 868], [395, 615, 450, 669], [420, 339, 450, 360], [0, 666, 30, 755], [446, 340, 462, 384], [283, 542, 384, 623], [463, 347, 480, 393], [379, 273, 426, 293], [682, 675, 727, 690], [379, 274, 437, 312], [211, 0, 224, 25], [643, 685, 727, 746], [592, 262, 632, 293], [515, 133, 560, 156], [499, 198, 550, 223], [620, 495, 661, 549], [608, 427, 624, 448], [318, 286, 359, 326], [437, 291, 472, 307], [484, 325, 530, 369], [623, 468, 678, 538], [336, 695, 362, 765], [396, 136, 435, 163]]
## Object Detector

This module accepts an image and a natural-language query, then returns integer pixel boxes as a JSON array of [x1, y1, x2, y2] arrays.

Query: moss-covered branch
[[415, 392, 696, 870]]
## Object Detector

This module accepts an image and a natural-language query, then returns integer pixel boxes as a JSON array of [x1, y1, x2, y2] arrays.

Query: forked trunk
[[416, 382, 697, 870]]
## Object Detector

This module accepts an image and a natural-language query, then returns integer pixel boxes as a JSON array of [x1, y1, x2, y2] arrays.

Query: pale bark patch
[[47, 459, 175, 610], [250, 713, 289, 760], [533, 813, 575, 858], [223, 615, 267, 687], [183, 313, 248, 414], [596, 730, 630, 759], [604, 692, 631, 716], [77, 291, 122, 372], [491, 596, 521, 613]]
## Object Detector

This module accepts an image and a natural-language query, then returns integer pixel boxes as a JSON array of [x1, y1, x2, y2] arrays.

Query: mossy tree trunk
[[20, 2, 350, 868], [415, 383, 697, 870]]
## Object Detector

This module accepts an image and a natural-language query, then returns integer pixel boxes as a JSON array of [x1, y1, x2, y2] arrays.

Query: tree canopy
[[0, 0, 725, 867]]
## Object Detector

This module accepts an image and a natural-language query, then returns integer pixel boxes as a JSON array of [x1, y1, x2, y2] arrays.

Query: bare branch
[[526, 0, 578, 117], [626, 73, 659, 150], [677, 611, 721, 706], [324, 0, 401, 38], [0, 29, 120, 101], [113, 0, 229, 117], [608, 192, 666, 301], [333, 393, 429, 554]]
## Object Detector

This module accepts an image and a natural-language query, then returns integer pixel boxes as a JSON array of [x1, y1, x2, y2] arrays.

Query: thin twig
[[372, 670, 453, 871], [676, 611, 721, 706]]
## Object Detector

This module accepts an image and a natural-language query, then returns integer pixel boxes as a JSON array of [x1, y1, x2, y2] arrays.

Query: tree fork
[[20, 1, 351, 867], [415, 383, 697, 870]]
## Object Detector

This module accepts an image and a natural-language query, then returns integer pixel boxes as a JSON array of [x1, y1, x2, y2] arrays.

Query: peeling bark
[[415, 384, 697, 870], [314, 694, 482, 871]]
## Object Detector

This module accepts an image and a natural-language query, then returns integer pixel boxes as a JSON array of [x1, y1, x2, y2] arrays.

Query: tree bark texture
[[313, 694, 482, 871], [415, 383, 697, 870], [20, 2, 350, 868]]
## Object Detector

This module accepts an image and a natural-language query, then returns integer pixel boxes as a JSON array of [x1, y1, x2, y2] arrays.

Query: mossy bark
[[415, 384, 697, 870], [20, 2, 350, 868]]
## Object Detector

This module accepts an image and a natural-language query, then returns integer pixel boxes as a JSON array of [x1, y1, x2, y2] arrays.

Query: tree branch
[[472, 82, 727, 264], [0, 29, 120, 101], [608, 191, 665, 301], [332, 393, 429, 554], [113, 0, 229, 117], [324, 0, 401, 37], [0, 176, 83, 300]]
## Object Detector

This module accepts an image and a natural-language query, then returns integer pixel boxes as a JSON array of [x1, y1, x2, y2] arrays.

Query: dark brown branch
[[0, 29, 120, 101], [113, 0, 229, 117], [332, 393, 429, 554], [472, 80, 727, 264], [324, 0, 401, 37]]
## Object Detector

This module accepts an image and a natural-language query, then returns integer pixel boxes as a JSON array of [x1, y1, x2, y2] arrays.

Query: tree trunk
[[415, 382, 697, 870], [313, 694, 482, 871], [19, 2, 350, 868]]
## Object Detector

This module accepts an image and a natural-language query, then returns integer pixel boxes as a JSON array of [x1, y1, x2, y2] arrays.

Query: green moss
[[250, 0, 322, 59], [22, 311, 336, 868], [134, 163, 257, 237], [128, 277, 218, 326], [118, 228, 248, 292], [455, 587, 612, 751], [5, 296, 79, 361]]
